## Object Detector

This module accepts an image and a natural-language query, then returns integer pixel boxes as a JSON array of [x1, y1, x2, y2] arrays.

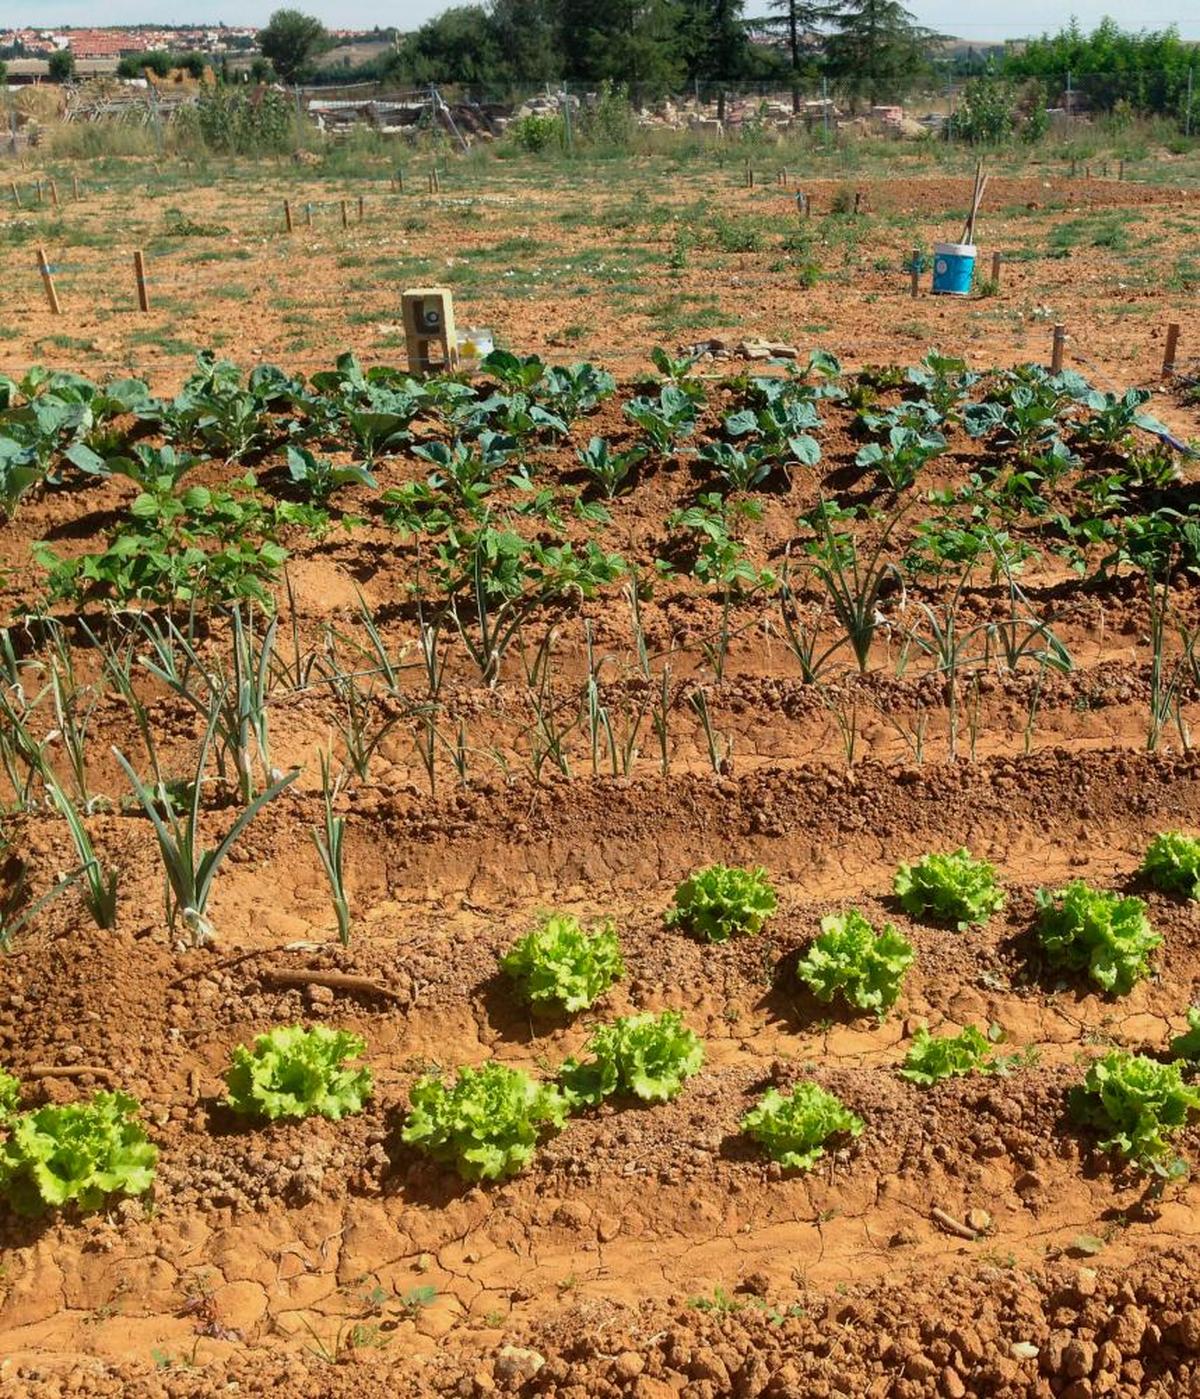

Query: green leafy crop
[[740, 1081, 863, 1171], [224, 1026, 373, 1122], [501, 914, 624, 1013], [401, 1062, 567, 1182], [899, 1024, 1011, 1086], [1034, 881, 1160, 995], [1142, 832, 1200, 900], [0, 1091, 157, 1216], [795, 909, 914, 1016], [1170, 1008, 1200, 1060], [1069, 1050, 1200, 1175], [0, 1068, 19, 1122], [665, 864, 777, 943], [558, 1011, 705, 1108], [893, 848, 1005, 929]]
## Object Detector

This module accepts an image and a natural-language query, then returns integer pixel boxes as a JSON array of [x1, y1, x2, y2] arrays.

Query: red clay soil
[[1, 359, 1200, 1396]]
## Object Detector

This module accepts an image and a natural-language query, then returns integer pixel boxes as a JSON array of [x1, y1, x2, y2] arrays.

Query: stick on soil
[[259, 968, 407, 1004]]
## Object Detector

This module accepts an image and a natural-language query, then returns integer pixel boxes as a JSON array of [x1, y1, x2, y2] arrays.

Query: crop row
[[0, 348, 1194, 629], [5, 838, 1200, 1219]]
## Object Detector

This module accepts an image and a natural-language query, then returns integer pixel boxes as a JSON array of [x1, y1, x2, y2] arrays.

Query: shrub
[[511, 112, 563, 153], [402, 1062, 567, 1182], [501, 914, 624, 1013], [741, 1082, 863, 1171], [1069, 1050, 1200, 1175], [899, 1024, 1011, 1085], [1034, 881, 1160, 995], [224, 1026, 373, 1122], [0, 1092, 157, 1216], [1142, 832, 1200, 900], [666, 864, 777, 943], [893, 849, 1005, 929], [795, 909, 914, 1016], [558, 1011, 704, 1108]]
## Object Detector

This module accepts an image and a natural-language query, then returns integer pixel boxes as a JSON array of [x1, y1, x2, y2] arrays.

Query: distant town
[[0, 23, 400, 80]]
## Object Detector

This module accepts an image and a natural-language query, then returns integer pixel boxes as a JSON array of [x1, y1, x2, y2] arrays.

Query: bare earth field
[[1, 142, 1200, 1398]]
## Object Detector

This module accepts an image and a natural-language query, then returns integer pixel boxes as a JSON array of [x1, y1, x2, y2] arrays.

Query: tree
[[0, 59, 8, 88], [559, 0, 684, 99], [48, 48, 76, 83], [760, 0, 830, 109], [823, 0, 929, 107], [385, 7, 506, 86], [680, 0, 751, 118], [258, 9, 328, 85], [491, 0, 561, 87]]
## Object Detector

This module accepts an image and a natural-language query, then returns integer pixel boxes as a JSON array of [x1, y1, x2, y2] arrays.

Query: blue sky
[[2, 1, 1197, 42]]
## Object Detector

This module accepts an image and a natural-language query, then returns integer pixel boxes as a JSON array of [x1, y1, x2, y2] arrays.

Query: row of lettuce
[[0, 347, 1195, 618], [3, 833, 1200, 1217]]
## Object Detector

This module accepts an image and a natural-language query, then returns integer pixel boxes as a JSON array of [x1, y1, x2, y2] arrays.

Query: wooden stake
[[36, 246, 60, 315], [1070, 158, 1077, 178], [854, 189, 862, 214], [72, 174, 79, 200], [1050, 323, 1066, 373], [805, 193, 812, 218], [34, 178, 42, 205], [1118, 159, 1125, 181], [1163, 322, 1181, 377], [340, 198, 348, 229], [910, 248, 920, 299], [133, 249, 150, 312], [991, 250, 1002, 287], [305, 202, 312, 227], [284, 199, 293, 233], [10, 180, 20, 209], [357, 194, 364, 221], [48, 178, 58, 209], [397, 170, 404, 193]]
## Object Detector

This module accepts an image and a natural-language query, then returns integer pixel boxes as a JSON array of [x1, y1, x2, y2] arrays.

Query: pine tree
[[559, 0, 684, 99], [760, 0, 831, 110], [824, 0, 929, 108]]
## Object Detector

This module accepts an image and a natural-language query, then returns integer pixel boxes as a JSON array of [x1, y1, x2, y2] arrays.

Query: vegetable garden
[[2, 329, 1200, 1398]]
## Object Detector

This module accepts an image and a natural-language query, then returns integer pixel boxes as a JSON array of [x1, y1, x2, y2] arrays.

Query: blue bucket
[[931, 241, 976, 296]]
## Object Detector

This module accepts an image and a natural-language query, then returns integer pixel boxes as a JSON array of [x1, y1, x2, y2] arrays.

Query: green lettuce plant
[[402, 1062, 567, 1182], [1069, 1050, 1200, 1175], [795, 909, 914, 1016], [893, 848, 1005, 929], [1142, 832, 1200, 900], [1170, 1008, 1200, 1060], [899, 1024, 1011, 1085], [0, 1092, 157, 1216], [665, 864, 777, 943], [558, 1011, 704, 1108], [224, 1026, 373, 1122], [741, 1081, 863, 1171], [0, 1068, 19, 1122], [1035, 881, 1160, 995], [501, 914, 624, 1013]]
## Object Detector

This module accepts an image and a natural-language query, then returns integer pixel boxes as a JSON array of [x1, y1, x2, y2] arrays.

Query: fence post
[[340, 198, 348, 229], [10, 180, 21, 210], [284, 199, 293, 233], [36, 247, 61, 315], [133, 250, 150, 312], [1163, 323, 1180, 378], [1050, 324, 1066, 374], [991, 250, 1002, 287], [910, 248, 920, 299]]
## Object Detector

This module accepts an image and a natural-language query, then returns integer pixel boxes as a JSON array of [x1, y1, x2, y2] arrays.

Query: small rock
[[1010, 1342, 1040, 1361], [494, 1346, 545, 1384], [614, 1352, 645, 1381], [965, 1209, 992, 1233]]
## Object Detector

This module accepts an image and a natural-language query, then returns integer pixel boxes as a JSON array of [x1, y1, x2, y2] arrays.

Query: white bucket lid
[[933, 242, 977, 257]]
